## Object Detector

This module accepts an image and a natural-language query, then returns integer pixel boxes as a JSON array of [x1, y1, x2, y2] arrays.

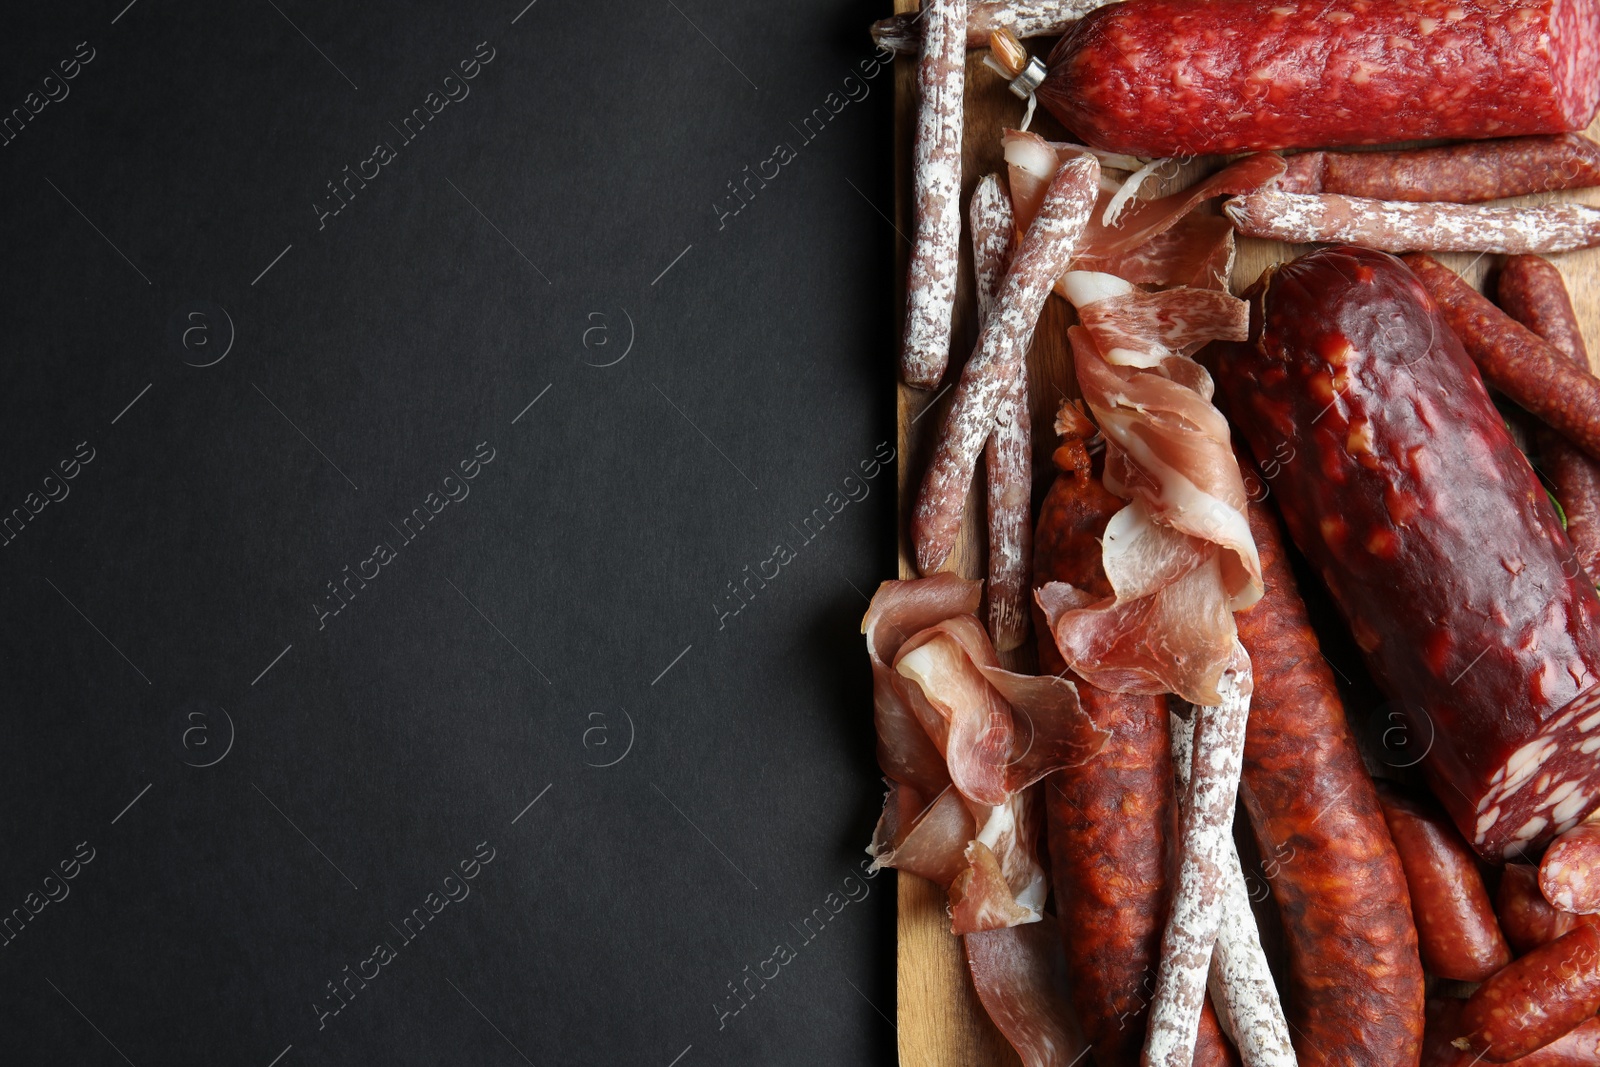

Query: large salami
[[1213, 246, 1600, 862], [1036, 0, 1600, 157]]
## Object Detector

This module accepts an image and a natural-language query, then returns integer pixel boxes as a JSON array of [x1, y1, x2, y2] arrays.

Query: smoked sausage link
[[1037, 0, 1600, 156], [1213, 246, 1600, 862], [1233, 492, 1423, 1065], [1036, 441, 1237, 1067], [1375, 781, 1513, 981], [1500, 863, 1598, 954], [1458, 925, 1600, 1061]]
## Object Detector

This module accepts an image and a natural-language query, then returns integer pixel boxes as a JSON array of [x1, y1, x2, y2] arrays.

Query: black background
[[0, 1, 899, 1063]]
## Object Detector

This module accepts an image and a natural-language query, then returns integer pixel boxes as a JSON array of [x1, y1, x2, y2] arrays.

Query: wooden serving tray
[[887, 4, 1600, 1063]]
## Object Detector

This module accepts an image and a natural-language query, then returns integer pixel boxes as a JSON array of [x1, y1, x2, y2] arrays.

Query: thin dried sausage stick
[[1234, 490, 1425, 1066], [1144, 645, 1252, 1067], [1500, 863, 1598, 955], [900, 0, 968, 389], [972, 175, 1031, 652], [1376, 782, 1513, 982], [1225, 191, 1600, 255], [1457, 925, 1600, 1061], [1543, 825, 1600, 915], [914, 153, 1099, 575], [1406, 253, 1600, 465], [869, 0, 1114, 55], [1169, 706, 1295, 1067], [1036, 436, 1238, 1067], [1497, 255, 1600, 584], [1280, 135, 1600, 203]]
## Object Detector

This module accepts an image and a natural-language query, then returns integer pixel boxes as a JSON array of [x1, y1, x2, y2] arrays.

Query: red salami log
[[1280, 135, 1600, 203], [1035, 435, 1237, 1067], [1497, 255, 1600, 585], [1036, 0, 1600, 157], [1500, 863, 1600, 954], [1458, 925, 1600, 1061], [1376, 781, 1513, 981], [1232, 493, 1423, 1066], [1213, 246, 1600, 862], [1543, 825, 1600, 914]]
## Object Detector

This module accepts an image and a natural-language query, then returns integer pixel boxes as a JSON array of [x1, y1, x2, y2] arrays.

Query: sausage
[[1497, 255, 1600, 584], [1212, 245, 1600, 861], [1501, 863, 1600, 955], [1279, 136, 1600, 203], [1224, 192, 1600, 255], [1035, 434, 1238, 1067], [869, 0, 1115, 54], [971, 175, 1031, 653], [913, 153, 1098, 574], [1458, 925, 1600, 1061], [1406, 253, 1600, 464], [1168, 705, 1295, 1067], [1233, 489, 1425, 1064], [1035, 0, 1600, 157], [900, 0, 967, 390], [1426, 996, 1600, 1066], [1544, 825, 1600, 915], [1375, 782, 1513, 981]]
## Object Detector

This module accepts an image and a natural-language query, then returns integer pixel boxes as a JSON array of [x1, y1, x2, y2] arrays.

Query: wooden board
[[888, 10, 1600, 1065]]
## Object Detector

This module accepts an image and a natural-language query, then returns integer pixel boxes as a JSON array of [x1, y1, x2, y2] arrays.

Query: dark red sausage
[[1458, 925, 1600, 1061], [1543, 825, 1600, 915], [1375, 782, 1513, 981], [1426, 996, 1600, 1066], [1497, 255, 1600, 585], [1406, 253, 1600, 464], [1233, 489, 1424, 1065], [1036, 435, 1237, 1067], [1281, 136, 1600, 204], [1501, 863, 1600, 955], [1037, 0, 1600, 156], [1213, 245, 1600, 862]]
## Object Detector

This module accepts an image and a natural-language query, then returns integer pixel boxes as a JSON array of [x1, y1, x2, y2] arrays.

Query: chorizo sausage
[[1425, 996, 1600, 1066], [1500, 863, 1599, 955], [1405, 253, 1600, 463], [1035, 434, 1237, 1067], [1036, 0, 1600, 156], [1232, 489, 1425, 1064], [1458, 925, 1600, 1061], [1543, 825, 1600, 915], [1496, 255, 1600, 585], [1375, 781, 1513, 981], [1213, 245, 1600, 862]]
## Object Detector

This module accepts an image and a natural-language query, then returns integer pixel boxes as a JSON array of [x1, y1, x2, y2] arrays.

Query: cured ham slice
[[864, 572, 978, 796], [966, 916, 1091, 1067], [862, 577, 1107, 934], [1001, 130, 1267, 295]]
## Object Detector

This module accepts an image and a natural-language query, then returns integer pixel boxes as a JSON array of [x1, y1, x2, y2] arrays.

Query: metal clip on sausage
[[984, 28, 1045, 126]]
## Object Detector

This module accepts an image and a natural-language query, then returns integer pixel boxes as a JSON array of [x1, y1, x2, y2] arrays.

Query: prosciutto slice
[[1039, 288, 1261, 706], [966, 916, 1091, 1067], [1001, 129, 1282, 266], [863, 577, 1107, 935]]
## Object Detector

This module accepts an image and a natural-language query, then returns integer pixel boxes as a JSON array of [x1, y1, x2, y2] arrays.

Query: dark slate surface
[[0, 2, 898, 1063]]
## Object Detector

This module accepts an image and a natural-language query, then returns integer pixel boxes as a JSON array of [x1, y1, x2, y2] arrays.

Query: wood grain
[[889, 14, 1600, 1066]]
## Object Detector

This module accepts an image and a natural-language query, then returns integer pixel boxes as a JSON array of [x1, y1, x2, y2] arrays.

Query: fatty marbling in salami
[[1036, 0, 1600, 157], [1213, 246, 1600, 862]]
